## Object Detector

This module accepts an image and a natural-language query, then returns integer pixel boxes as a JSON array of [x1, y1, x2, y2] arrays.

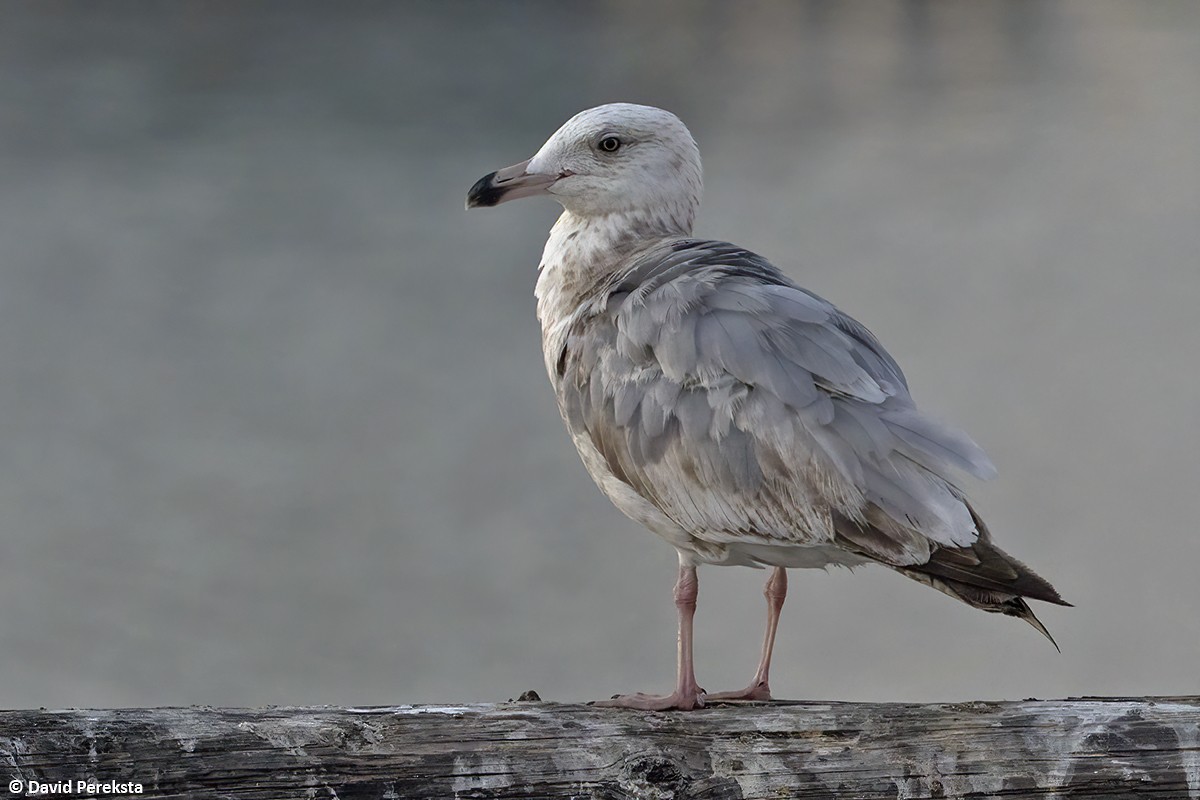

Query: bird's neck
[[535, 208, 691, 327], [534, 208, 689, 381]]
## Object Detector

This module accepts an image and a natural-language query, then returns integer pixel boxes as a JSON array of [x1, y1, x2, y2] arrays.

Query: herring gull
[[467, 103, 1068, 711]]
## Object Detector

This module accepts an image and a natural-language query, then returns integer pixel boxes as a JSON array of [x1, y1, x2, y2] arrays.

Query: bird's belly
[[716, 541, 871, 570], [567, 429, 701, 552], [564, 425, 865, 569]]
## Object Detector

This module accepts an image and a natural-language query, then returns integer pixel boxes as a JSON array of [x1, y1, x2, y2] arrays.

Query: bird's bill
[[466, 159, 558, 208]]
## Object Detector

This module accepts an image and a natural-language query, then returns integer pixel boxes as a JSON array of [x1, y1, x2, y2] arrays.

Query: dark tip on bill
[[466, 171, 503, 208]]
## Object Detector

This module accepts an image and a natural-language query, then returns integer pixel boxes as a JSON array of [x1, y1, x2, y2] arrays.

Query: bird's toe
[[705, 681, 774, 703], [591, 688, 706, 711]]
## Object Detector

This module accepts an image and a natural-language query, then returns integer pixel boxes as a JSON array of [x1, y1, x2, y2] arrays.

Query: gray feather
[[555, 237, 996, 552]]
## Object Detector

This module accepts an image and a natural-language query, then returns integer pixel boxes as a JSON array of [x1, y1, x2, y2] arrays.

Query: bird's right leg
[[593, 560, 706, 711], [707, 566, 787, 702]]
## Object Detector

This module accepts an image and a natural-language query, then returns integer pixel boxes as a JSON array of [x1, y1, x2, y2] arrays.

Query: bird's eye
[[598, 136, 622, 153]]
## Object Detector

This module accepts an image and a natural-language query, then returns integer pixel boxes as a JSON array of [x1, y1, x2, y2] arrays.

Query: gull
[[467, 103, 1068, 711]]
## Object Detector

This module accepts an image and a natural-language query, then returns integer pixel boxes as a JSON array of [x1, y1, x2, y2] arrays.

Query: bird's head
[[467, 103, 703, 232]]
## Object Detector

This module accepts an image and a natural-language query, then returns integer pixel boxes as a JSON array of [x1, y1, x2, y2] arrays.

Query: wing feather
[[556, 238, 995, 552]]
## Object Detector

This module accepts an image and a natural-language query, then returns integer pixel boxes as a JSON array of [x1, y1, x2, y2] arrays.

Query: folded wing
[[556, 239, 996, 565]]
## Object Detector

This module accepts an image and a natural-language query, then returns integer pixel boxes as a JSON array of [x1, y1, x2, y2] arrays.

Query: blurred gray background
[[1, 0, 1197, 709]]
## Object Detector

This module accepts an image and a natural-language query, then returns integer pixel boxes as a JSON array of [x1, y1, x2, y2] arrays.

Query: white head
[[467, 103, 703, 235]]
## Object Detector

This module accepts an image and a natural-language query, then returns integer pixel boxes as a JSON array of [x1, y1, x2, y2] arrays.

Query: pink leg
[[593, 561, 706, 710], [707, 567, 787, 702]]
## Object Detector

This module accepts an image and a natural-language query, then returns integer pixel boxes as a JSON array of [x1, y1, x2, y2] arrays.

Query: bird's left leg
[[593, 560, 706, 710], [707, 567, 787, 702]]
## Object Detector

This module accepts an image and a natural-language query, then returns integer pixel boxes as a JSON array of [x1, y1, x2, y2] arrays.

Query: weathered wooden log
[[1, 698, 1197, 798]]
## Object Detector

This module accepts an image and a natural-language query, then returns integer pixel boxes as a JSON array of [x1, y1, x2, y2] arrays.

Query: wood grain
[[1, 698, 1198, 798]]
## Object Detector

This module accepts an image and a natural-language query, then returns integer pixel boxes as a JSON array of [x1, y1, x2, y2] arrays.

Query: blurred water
[[0, 1, 1197, 708]]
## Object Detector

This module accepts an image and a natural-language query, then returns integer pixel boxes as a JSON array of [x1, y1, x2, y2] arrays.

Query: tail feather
[[834, 501, 1069, 648], [911, 536, 1070, 607], [894, 566, 1063, 651]]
